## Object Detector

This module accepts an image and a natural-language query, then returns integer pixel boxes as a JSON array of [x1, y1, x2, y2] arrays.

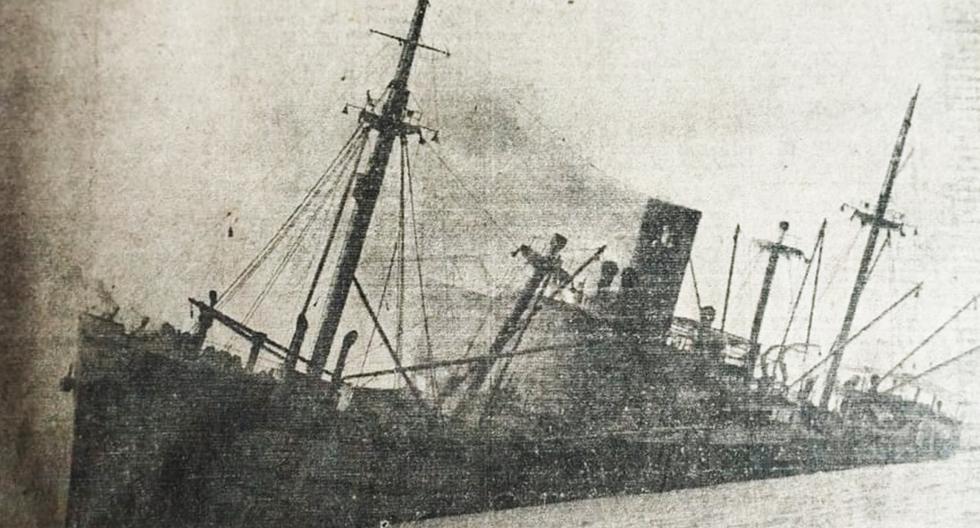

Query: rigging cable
[[240, 130, 370, 326], [787, 281, 922, 388], [803, 226, 824, 362], [217, 124, 366, 306], [773, 221, 825, 380], [403, 135, 438, 396], [212, 135, 366, 354], [817, 224, 862, 303], [351, 275, 426, 406], [730, 249, 765, 314], [300, 127, 372, 315], [422, 142, 531, 292], [866, 231, 892, 280], [354, 235, 402, 383], [423, 143, 521, 246]]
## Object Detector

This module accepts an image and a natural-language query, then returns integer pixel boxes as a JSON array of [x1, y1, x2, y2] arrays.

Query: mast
[[819, 87, 919, 409], [307, 0, 431, 377], [745, 221, 805, 378]]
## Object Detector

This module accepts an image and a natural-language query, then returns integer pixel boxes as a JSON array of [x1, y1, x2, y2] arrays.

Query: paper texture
[[2, 1, 978, 526]]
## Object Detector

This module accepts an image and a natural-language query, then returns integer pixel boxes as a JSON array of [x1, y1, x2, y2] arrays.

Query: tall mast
[[818, 87, 919, 409], [307, 0, 431, 377]]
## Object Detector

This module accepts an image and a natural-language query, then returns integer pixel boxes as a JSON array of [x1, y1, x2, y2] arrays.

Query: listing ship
[[62, 1, 967, 527]]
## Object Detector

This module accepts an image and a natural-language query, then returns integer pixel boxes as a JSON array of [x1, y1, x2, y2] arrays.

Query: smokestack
[[623, 199, 701, 341]]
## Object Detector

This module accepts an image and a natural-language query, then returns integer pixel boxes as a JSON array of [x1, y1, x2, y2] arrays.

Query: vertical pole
[[307, 0, 430, 377], [720, 224, 740, 333], [746, 221, 789, 378], [284, 314, 307, 373], [775, 220, 826, 380], [331, 331, 359, 389], [820, 88, 919, 409], [246, 332, 266, 372], [286, 131, 365, 373], [804, 229, 824, 361]]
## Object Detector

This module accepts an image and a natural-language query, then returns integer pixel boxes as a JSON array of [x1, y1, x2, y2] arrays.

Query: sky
[[34, 0, 976, 410], [7, 1, 980, 520]]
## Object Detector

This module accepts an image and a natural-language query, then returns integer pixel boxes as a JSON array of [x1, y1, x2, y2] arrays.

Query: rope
[[240, 188, 332, 325], [217, 124, 366, 306], [788, 282, 922, 388], [239, 128, 370, 326], [731, 249, 765, 309], [351, 275, 426, 405], [818, 225, 861, 303], [773, 223, 825, 378], [866, 231, 891, 280], [423, 142, 521, 245], [404, 136, 438, 395], [300, 129, 370, 314], [395, 133, 409, 388], [355, 234, 401, 382]]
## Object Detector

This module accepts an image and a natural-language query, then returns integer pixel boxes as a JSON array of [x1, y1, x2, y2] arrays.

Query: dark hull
[[65, 315, 959, 528]]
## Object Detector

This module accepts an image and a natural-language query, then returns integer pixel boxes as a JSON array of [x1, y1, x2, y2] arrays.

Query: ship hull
[[65, 315, 959, 527]]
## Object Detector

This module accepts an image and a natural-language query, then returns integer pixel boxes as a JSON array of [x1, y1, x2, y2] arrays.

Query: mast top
[[390, 0, 430, 92]]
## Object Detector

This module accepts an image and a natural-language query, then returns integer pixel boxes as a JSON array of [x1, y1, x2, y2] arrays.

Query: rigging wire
[[354, 236, 402, 383], [213, 143, 360, 354], [396, 131, 409, 389], [420, 142, 532, 293], [866, 232, 891, 280], [479, 275, 550, 426], [787, 282, 922, 388], [300, 128, 371, 315], [351, 275, 426, 405], [730, 249, 765, 312], [403, 136, 438, 396], [422, 143, 521, 245], [240, 189, 332, 325], [803, 228, 825, 361], [773, 223, 825, 379], [817, 224, 862, 303], [492, 79, 636, 197], [217, 125, 366, 307], [239, 129, 370, 327], [419, 7, 639, 200]]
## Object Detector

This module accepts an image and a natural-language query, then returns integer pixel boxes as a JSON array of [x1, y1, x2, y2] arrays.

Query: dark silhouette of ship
[[62, 2, 967, 526]]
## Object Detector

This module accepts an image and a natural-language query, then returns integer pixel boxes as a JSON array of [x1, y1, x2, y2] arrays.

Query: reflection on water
[[403, 451, 980, 528]]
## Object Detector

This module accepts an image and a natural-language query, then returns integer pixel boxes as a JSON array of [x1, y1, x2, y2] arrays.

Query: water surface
[[404, 451, 980, 527]]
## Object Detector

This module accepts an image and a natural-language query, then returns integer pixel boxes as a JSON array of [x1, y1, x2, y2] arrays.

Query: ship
[[62, 1, 968, 526]]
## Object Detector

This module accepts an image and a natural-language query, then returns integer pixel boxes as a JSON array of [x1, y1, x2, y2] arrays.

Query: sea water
[[402, 451, 980, 528]]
